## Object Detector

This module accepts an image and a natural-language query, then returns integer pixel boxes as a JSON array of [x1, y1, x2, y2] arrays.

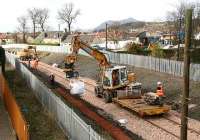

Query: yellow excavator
[[17, 45, 37, 60], [64, 35, 141, 103]]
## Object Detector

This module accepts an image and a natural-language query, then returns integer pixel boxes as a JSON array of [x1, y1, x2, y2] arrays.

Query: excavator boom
[[70, 35, 110, 68]]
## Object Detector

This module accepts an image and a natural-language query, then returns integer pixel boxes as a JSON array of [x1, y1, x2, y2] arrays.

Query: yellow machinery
[[17, 46, 37, 60], [65, 35, 139, 103]]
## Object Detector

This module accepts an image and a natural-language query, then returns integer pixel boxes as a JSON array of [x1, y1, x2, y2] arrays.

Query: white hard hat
[[157, 81, 162, 85]]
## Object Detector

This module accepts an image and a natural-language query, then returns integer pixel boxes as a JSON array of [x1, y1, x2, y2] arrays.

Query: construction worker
[[49, 73, 55, 87], [156, 81, 164, 97], [32, 58, 39, 70], [0, 46, 6, 75], [155, 81, 164, 105], [28, 58, 31, 68]]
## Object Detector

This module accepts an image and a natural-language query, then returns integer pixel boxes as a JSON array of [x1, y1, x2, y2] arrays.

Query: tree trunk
[[68, 23, 71, 34], [41, 23, 45, 32], [23, 32, 26, 43], [33, 23, 36, 39]]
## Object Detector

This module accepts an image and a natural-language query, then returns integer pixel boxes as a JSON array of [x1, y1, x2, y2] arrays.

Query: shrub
[[126, 42, 144, 54], [150, 43, 164, 58]]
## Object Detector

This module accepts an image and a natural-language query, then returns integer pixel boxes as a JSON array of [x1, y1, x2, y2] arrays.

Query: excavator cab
[[64, 54, 79, 78], [96, 65, 140, 103], [103, 66, 128, 89]]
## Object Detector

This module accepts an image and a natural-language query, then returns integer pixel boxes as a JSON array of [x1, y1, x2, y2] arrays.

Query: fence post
[[89, 125, 92, 140]]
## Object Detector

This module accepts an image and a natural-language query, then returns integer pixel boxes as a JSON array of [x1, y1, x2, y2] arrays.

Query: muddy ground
[[38, 52, 200, 121], [5, 63, 67, 140]]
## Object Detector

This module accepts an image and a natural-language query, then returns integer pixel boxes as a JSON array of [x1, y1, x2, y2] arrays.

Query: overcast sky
[[0, 0, 197, 32]]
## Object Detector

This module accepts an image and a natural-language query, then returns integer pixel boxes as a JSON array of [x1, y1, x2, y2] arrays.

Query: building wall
[[43, 38, 60, 44]]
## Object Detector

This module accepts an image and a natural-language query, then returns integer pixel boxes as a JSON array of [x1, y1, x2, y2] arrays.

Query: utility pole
[[177, 17, 182, 61], [180, 9, 192, 140], [58, 24, 61, 45], [106, 23, 108, 50]]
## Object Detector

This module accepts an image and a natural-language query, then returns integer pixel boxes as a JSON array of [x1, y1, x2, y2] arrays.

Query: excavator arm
[[69, 35, 110, 68]]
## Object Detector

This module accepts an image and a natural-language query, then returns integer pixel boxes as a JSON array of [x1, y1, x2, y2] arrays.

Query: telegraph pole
[[177, 17, 182, 61], [106, 23, 108, 50], [58, 24, 61, 45], [180, 9, 192, 140]]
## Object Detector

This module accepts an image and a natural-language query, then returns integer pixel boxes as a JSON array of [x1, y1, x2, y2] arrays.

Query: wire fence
[[6, 52, 105, 140]]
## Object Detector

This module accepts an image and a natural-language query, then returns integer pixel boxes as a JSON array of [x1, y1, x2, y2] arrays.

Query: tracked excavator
[[64, 35, 141, 103]]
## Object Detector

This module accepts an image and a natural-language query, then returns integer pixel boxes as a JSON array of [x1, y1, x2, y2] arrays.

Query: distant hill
[[94, 18, 138, 31]]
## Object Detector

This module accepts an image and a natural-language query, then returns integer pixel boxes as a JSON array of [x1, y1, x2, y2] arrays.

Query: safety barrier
[[0, 74, 29, 140], [6, 52, 106, 140]]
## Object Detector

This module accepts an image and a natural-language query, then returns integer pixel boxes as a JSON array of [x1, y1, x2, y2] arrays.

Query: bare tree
[[17, 16, 28, 43], [192, 2, 200, 34], [57, 2, 80, 34], [166, 2, 186, 32], [108, 22, 121, 44], [166, 1, 200, 38], [37, 8, 49, 32], [28, 8, 40, 38]]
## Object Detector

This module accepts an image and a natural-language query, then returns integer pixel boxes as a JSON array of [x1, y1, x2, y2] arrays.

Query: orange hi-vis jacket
[[156, 86, 164, 97], [32, 60, 38, 69]]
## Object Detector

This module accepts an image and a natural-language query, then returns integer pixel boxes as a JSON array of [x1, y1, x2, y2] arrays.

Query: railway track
[[22, 61, 134, 140], [22, 61, 200, 140], [144, 118, 180, 139], [163, 113, 200, 136], [145, 113, 200, 139]]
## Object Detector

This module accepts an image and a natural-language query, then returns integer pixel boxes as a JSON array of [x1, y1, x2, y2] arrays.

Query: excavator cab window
[[103, 75, 111, 86], [112, 70, 120, 86], [120, 68, 127, 82]]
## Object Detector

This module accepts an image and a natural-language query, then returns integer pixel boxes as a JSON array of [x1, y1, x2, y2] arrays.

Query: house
[[0, 33, 15, 44], [160, 33, 177, 45], [126, 32, 140, 42], [63, 33, 96, 44], [36, 31, 64, 44], [136, 31, 149, 44], [0, 33, 7, 44], [12, 33, 35, 44]]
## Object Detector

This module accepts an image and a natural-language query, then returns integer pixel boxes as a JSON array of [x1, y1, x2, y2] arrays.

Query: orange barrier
[[0, 74, 29, 140]]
